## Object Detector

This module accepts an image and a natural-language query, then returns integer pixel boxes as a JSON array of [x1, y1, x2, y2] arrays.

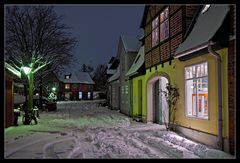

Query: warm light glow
[[22, 66, 31, 75]]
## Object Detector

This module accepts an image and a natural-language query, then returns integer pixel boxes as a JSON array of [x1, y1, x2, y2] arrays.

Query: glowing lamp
[[22, 66, 31, 75], [52, 87, 56, 92]]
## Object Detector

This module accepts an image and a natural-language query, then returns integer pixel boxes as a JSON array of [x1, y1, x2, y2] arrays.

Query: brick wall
[[145, 35, 151, 53], [170, 9, 182, 37], [160, 41, 170, 61], [170, 5, 181, 15], [151, 47, 160, 65], [228, 40, 235, 155], [145, 52, 151, 68], [143, 5, 198, 68], [185, 5, 199, 17], [171, 33, 182, 55], [145, 23, 151, 36]]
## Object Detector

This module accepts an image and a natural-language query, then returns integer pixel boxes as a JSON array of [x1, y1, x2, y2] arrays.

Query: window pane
[[160, 20, 169, 41], [204, 63, 208, 76], [197, 77, 208, 118], [152, 27, 159, 47], [65, 84, 70, 89], [196, 65, 200, 77], [160, 7, 169, 23], [152, 16, 159, 29], [88, 92, 91, 99], [185, 62, 208, 119], [185, 67, 190, 79], [160, 12, 165, 23], [79, 92, 82, 99], [186, 79, 197, 116]]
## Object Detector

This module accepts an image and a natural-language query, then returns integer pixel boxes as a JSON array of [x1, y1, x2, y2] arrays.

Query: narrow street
[[4, 101, 233, 159]]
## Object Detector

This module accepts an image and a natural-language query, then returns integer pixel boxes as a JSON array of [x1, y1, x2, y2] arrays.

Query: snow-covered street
[[4, 100, 234, 159]]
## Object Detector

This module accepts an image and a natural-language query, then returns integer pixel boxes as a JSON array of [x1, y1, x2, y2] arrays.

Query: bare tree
[[5, 5, 77, 124], [92, 64, 108, 91], [160, 83, 180, 131]]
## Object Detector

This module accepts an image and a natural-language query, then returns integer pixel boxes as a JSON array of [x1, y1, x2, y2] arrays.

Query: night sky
[[54, 5, 145, 72]]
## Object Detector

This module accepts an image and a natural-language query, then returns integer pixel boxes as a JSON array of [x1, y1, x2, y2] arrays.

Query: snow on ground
[[5, 100, 234, 159]]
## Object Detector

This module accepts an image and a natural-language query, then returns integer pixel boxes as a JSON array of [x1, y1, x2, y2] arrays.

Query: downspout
[[207, 41, 223, 151]]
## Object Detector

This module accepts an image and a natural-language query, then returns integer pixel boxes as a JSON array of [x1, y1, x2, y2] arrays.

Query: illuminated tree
[[5, 6, 77, 124]]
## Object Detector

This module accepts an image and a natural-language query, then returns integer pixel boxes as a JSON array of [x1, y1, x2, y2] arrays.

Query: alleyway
[[4, 100, 234, 159]]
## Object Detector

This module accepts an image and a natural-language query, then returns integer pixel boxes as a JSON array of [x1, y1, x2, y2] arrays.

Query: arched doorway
[[147, 73, 169, 124]]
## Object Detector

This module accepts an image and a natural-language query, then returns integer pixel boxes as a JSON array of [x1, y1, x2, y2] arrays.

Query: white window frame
[[185, 62, 209, 119]]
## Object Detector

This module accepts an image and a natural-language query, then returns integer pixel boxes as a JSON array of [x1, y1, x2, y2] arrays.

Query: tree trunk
[[39, 76, 43, 111], [24, 82, 30, 125], [28, 72, 34, 112]]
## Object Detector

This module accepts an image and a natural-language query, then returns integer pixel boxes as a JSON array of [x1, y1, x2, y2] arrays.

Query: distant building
[[108, 35, 141, 115], [58, 72, 95, 100]]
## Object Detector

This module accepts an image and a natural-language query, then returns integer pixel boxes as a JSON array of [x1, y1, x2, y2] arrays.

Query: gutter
[[207, 41, 223, 151], [174, 41, 224, 151]]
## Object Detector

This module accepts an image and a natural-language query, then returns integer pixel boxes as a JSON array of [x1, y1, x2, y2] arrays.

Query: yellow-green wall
[[131, 48, 228, 138]]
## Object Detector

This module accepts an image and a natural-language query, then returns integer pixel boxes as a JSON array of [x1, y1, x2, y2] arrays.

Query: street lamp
[[52, 87, 56, 92], [21, 66, 31, 76]]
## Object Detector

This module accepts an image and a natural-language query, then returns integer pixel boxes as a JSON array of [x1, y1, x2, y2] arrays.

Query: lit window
[[88, 92, 91, 99], [79, 92, 82, 99], [160, 7, 169, 42], [185, 62, 208, 119], [65, 84, 70, 89], [201, 4, 211, 14], [65, 75, 70, 79], [152, 16, 159, 47]]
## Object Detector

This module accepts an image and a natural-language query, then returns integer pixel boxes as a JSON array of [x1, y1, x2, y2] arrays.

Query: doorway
[[147, 74, 169, 124]]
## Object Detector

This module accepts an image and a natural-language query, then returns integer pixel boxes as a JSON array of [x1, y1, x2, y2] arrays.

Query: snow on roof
[[175, 5, 229, 57], [125, 46, 145, 77], [120, 35, 141, 53], [62, 73, 81, 84], [76, 72, 95, 85], [108, 66, 120, 82], [57, 71, 95, 84]]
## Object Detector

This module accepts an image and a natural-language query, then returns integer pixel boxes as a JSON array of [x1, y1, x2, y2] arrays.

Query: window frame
[[184, 61, 209, 120], [151, 16, 159, 47], [160, 7, 169, 42]]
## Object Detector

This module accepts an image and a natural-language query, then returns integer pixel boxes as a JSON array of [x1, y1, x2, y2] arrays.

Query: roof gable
[[120, 35, 141, 53]]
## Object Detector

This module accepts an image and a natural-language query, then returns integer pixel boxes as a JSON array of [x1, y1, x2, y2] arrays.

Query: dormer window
[[201, 4, 211, 14], [65, 75, 70, 79]]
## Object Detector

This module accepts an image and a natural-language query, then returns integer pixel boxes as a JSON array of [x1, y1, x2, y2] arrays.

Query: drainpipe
[[207, 41, 223, 151]]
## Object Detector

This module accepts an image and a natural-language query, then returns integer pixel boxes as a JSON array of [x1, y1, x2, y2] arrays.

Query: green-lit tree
[[5, 6, 77, 124]]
